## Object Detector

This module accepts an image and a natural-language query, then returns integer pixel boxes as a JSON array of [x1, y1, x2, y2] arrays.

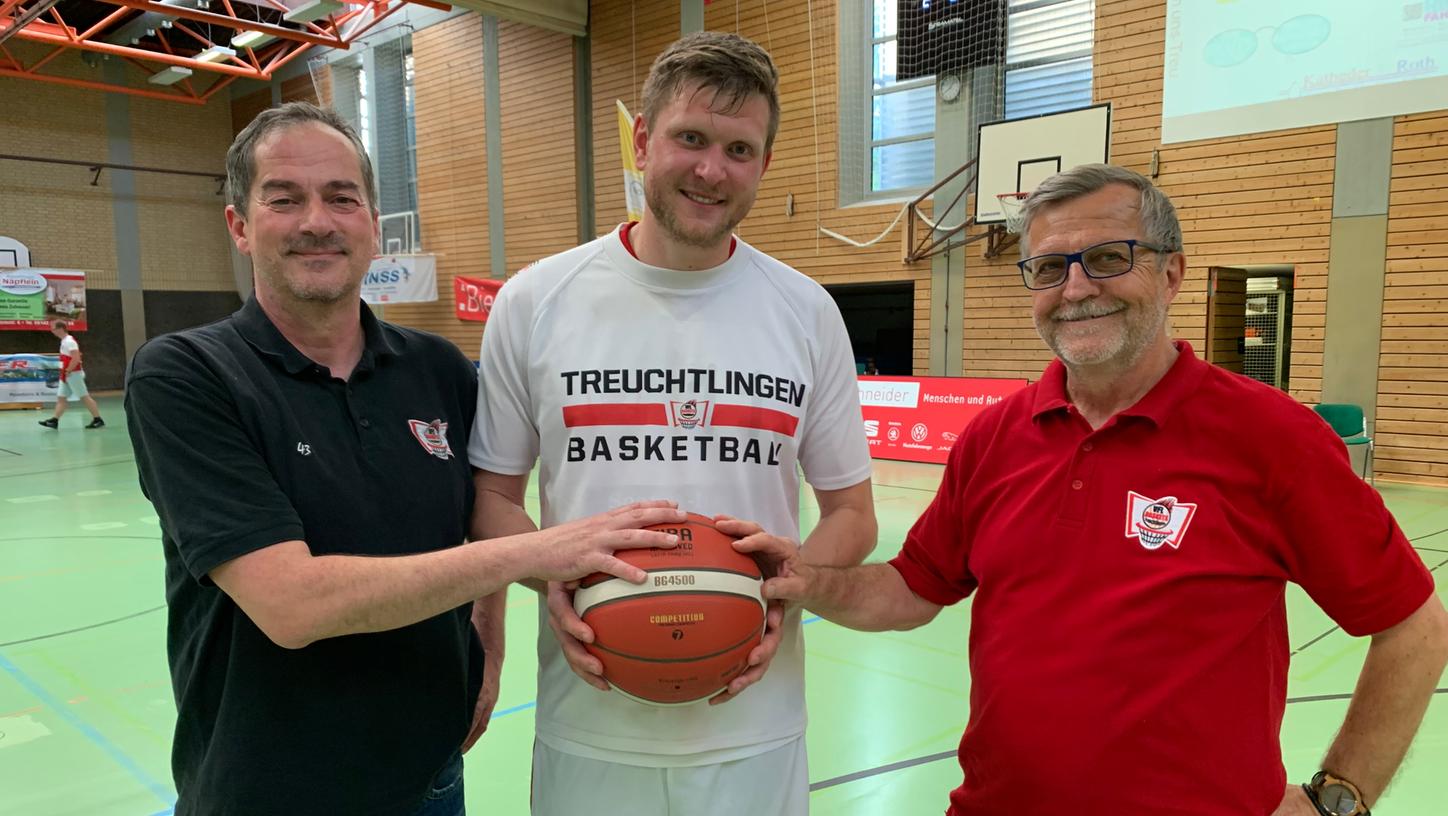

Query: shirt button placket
[[1059, 434, 1099, 523]]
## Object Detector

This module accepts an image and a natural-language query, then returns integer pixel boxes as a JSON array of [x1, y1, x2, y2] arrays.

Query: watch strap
[[1306, 771, 1372, 816]]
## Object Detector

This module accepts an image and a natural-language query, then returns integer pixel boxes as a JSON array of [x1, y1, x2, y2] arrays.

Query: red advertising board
[[454, 275, 503, 322], [858, 375, 1028, 464]]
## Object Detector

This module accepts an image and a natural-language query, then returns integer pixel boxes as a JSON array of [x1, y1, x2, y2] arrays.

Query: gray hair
[[641, 31, 780, 153], [1016, 164, 1182, 257], [226, 101, 378, 216]]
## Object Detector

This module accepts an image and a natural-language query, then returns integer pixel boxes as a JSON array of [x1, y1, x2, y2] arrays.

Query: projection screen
[[1162, 0, 1448, 144]]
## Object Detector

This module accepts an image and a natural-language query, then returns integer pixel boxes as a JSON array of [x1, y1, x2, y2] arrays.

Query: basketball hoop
[[996, 192, 1029, 234]]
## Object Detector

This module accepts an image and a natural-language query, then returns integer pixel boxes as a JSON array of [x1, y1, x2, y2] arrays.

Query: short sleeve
[[468, 278, 540, 475], [796, 295, 872, 491], [126, 342, 305, 583], [1271, 413, 1433, 636], [887, 432, 978, 606]]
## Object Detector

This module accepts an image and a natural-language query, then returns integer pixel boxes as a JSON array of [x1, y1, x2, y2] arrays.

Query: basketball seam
[[587, 628, 764, 664], [579, 565, 761, 588], [575, 570, 764, 612], [581, 588, 764, 613]]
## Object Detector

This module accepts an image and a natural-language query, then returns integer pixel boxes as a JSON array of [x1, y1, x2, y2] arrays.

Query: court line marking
[[0, 455, 136, 480], [492, 701, 537, 719], [810, 749, 955, 791], [806, 688, 1448, 793], [0, 605, 166, 648], [1291, 543, 1447, 658], [0, 649, 174, 807]]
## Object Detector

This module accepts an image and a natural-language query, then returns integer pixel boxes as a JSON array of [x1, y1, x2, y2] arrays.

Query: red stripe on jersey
[[562, 403, 669, 427], [710, 405, 799, 436]]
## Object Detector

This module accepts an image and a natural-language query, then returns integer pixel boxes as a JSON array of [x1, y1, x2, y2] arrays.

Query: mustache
[[284, 236, 348, 254], [1052, 300, 1125, 321]]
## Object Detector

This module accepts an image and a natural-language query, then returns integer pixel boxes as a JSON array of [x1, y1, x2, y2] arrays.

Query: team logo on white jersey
[[1124, 491, 1197, 550], [668, 399, 711, 429], [408, 419, 454, 460]]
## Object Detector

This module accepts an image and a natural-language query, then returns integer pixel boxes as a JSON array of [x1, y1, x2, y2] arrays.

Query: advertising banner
[[858, 375, 1028, 464], [0, 353, 61, 403], [617, 100, 645, 222], [454, 275, 504, 323], [0, 269, 87, 331], [360, 254, 438, 304]]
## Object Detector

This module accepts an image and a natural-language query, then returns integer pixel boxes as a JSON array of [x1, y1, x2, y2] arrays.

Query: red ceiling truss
[[0, 0, 446, 104]]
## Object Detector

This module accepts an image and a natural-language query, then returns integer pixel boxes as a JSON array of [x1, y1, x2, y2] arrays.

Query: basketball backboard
[[974, 103, 1112, 225]]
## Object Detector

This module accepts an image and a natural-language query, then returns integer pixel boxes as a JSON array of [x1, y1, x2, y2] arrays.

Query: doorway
[[1204, 265, 1295, 390], [825, 282, 915, 375]]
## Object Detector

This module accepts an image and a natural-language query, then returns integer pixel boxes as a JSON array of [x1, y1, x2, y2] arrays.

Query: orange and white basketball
[[572, 513, 765, 706]]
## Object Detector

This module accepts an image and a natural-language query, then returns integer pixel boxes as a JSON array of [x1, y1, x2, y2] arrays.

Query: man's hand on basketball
[[544, 580, 611, 691], [534, 501, 685, 584], [706, 516, 794, 705], [708, 597, 784, 706], [721, 518, 817, 606]]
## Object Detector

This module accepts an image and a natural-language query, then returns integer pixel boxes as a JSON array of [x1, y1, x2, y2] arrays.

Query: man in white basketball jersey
[[469, 31, 877, 816]]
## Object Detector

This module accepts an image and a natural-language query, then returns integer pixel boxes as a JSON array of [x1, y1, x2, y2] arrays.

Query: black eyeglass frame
[[1016, 239, 1177, 291]]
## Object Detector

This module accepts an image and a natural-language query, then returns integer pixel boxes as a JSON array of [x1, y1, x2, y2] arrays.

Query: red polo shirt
[[889, 342, 1432, 816]]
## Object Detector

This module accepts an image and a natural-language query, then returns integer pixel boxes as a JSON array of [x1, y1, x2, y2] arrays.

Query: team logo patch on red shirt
[[408, 419, 454, 460], [1124, 491, 1197, 550]]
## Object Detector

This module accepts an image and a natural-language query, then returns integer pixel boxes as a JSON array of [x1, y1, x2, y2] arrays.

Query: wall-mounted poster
[[0, 269, 87, 330]]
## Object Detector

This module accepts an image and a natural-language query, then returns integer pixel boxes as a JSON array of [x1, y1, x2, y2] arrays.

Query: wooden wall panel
[[231, 87, 271, 136], [1381, 111, 1448, 482], [589, 0, 679, 237], [390, 14, 490, 356], [497, 20, 579, 273]]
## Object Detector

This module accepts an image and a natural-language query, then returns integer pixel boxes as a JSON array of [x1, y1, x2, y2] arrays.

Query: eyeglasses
[[1017, 239, 1174, 291], [1203, 14, 1331, 68]]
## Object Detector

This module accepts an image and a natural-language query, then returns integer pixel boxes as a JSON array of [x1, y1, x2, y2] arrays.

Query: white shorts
[[57, 372, 89, 399], [531, 736, 809, 816]]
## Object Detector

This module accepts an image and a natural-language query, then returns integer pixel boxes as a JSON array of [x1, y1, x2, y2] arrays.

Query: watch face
[[1319, 783, 1358, 815]]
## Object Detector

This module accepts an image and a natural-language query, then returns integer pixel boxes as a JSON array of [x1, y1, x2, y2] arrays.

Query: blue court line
[[0, 649, 175, 807], [492, 700, 537, 719], [145, 810, 174, 816], [803, 615, 821, 624]]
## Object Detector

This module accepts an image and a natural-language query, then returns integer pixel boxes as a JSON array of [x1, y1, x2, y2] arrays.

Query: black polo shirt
[[125, 297, 482, 816]]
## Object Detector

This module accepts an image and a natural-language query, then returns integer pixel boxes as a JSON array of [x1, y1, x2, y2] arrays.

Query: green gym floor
[[2, 395, 1445, 816]]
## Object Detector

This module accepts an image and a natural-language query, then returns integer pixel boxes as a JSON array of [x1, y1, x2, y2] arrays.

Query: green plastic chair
[[1312, 403, 1374, 484]]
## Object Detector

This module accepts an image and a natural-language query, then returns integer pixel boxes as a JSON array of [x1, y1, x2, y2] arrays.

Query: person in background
[[38, 318, 104, 429]]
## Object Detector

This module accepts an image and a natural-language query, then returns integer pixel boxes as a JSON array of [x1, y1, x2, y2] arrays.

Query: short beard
[[644, 182, 744, 249], [1038, 296, 1168, 369]]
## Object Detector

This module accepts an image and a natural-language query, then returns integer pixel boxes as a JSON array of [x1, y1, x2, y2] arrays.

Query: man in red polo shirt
[[736, 164, 1448, 816]]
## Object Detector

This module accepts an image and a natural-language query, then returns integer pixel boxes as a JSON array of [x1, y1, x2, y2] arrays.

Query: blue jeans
[[411, 751, 465, 816]]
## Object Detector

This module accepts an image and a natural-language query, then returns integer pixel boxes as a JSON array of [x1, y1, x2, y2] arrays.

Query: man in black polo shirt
[[125, 102, 685, 816]]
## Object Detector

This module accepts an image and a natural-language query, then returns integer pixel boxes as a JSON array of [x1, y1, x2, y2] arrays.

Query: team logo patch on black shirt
[[408, 419, 454, 459]]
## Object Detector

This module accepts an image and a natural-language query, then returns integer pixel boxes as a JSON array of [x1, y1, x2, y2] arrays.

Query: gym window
[[838, 0, 1095, 204]]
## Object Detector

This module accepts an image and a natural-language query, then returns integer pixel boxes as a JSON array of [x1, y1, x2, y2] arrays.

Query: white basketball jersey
[[469, 226, 872, 764]]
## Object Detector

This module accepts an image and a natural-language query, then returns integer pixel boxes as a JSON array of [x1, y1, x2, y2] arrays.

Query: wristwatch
[[1303, 770, 1371, 816]]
